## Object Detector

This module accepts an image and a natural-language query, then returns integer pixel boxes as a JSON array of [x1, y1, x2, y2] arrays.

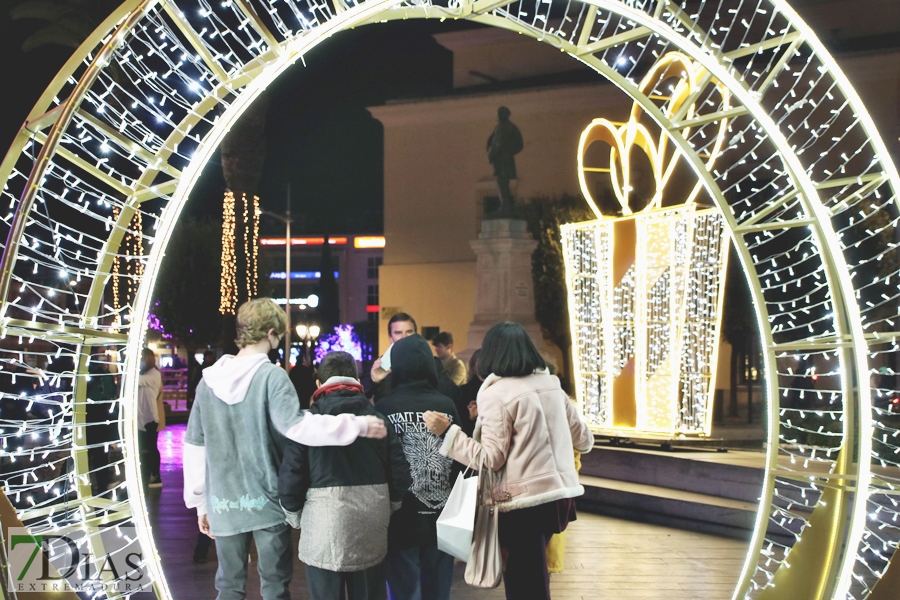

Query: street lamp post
[[261, 184, 293, 373], [295, 324, 321, 366]]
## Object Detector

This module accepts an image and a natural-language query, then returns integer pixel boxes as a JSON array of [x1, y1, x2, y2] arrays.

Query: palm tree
[[220, 91, 271, 199], [219, 91, 270, 310]]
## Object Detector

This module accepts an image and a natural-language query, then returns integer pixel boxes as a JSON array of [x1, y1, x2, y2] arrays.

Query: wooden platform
[[151, 425, 749, 599]]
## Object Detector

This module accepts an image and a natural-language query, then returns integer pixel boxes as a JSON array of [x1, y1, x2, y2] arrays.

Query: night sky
[[1, 12, 473, 236]]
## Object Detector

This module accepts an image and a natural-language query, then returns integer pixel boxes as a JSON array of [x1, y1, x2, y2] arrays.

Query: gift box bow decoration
[[562, 52, 732, 438]]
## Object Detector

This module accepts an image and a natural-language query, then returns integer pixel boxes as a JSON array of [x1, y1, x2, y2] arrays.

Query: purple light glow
[[147, 313, 165, 333], [314, 325, 363, 363]]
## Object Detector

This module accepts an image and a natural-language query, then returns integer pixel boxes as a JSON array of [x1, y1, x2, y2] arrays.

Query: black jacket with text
[[375, 335, 463, 550]]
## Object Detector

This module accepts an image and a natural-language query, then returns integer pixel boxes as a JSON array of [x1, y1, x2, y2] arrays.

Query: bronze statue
[[486, 106, 523, 216]]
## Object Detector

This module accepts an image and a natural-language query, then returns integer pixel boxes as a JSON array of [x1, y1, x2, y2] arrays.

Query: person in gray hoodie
[[183, 298, 387, 600]]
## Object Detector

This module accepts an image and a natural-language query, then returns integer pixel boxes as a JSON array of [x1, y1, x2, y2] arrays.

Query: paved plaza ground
[[151, 425, 749, 599]]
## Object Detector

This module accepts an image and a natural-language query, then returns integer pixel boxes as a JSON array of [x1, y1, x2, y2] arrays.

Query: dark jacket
[[434, 357, 462, 405], [288, 363, 317, 409], [279, 380, 411, 571], [457, 377, 480, 437], [370, 371, 393, 402], [375, 335, 462, 549]]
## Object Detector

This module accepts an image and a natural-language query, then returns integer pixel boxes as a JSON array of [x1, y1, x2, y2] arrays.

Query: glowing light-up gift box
[[561, 52, 731, 438]]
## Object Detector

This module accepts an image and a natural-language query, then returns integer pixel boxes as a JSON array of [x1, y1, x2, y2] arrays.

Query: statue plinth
[[461, 219, 543, 361]]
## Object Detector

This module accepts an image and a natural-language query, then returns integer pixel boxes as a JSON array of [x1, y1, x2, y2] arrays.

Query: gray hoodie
[[183, 353, 371, 537]]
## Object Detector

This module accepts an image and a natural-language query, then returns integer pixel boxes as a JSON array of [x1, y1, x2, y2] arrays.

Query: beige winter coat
[[439, 371, 594, 512]]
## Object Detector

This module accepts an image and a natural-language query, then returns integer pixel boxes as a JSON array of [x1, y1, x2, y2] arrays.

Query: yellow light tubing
[[576, 52, 731, 218]]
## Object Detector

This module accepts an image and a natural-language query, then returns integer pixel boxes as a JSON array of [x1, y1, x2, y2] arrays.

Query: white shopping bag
[[436, 472, 479, 561]]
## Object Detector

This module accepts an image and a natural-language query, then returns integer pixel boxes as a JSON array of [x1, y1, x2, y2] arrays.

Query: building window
[[367, 256, 383, 279], [367, 284, 379, 306]]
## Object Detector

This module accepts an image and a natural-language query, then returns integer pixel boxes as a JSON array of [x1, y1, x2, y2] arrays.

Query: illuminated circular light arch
[[0, 0, 897, 598]]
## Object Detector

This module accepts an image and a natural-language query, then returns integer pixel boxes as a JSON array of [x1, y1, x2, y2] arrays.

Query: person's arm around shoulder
[[563, 392, 594, 454], [277, 440, 309, 528], [183, 390, 211, 537], [266, 367, 386, 445]]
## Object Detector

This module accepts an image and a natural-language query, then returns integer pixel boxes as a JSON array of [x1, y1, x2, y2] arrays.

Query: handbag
[[437, 419, 484, 561], [464, 448, 503, 588], [436, 468, 479, 561]]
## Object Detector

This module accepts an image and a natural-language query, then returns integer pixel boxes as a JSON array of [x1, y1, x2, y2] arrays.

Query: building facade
[[258, 235, 385, 329], [368, 9, 900, 367]]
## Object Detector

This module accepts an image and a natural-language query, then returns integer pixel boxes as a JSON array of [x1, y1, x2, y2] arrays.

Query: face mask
[[139, 360, 146, 371]]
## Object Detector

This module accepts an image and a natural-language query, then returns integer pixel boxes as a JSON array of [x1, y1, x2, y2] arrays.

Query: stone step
[[576, 474, 758, 540], [573, 446, 795, 542], [580, 446, 765, 503]]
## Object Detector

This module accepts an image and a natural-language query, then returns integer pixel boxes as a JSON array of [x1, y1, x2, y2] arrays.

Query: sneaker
[[148, 476, 163, 488]]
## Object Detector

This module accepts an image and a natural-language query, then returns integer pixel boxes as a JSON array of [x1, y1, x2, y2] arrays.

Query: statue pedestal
[[462, 219, 543, 361]]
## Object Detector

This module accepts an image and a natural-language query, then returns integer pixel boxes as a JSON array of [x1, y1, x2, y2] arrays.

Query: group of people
[[183, 297, 593, 600]]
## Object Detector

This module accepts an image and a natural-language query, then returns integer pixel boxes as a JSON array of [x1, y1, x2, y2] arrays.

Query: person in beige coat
[[423, 322, 593, 600]]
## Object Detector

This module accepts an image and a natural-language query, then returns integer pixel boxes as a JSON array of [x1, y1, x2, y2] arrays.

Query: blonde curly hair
[[235, 298, 288, 348]]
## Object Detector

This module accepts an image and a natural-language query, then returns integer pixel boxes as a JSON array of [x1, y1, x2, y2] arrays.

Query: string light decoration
[[125, 211, 144, 303], [242, 194, 249, 301], [219, 191, 237, 314], [251, 195, 260, 298], [219, 192, 260, 313], [112, 206, 121, 315], [110, 206, 144, 326], [563, 51, 731, 438], [0, 0, 896, 598]]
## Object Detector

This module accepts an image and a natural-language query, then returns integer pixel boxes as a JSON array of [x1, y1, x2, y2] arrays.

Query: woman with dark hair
[[423, 322, 593, 600]]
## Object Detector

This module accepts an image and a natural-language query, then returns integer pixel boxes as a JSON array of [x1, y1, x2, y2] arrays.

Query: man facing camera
[[369, 312, 417, 402]]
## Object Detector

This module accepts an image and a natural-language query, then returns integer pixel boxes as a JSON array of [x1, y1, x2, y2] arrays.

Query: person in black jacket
[[374, 335, 462, 600], [279, 351, 410, 600], [288, 362, 318, 409]]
